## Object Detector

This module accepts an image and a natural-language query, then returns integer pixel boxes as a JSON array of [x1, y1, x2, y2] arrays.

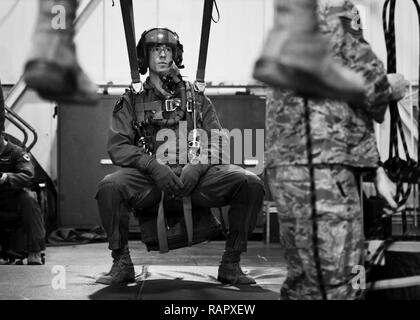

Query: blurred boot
[[28, 251, 43, 265], [253, 0, 365, 103], [217, 249, 256, 285], [96, 246, 135, 285], [24, 0, 98, 105]]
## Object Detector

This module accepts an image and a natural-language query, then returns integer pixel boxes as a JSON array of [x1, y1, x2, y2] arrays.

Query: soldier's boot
[[95, 246, 135, 285], [27, 251, 43, 265], [23, 0, 98, 105], [217, 249, 256, 285], [253, 0, 365, 103]]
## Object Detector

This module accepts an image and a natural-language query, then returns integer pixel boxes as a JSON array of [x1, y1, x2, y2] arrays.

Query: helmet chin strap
[[158, 62, 181, 83], [157, 61, 183, 94]]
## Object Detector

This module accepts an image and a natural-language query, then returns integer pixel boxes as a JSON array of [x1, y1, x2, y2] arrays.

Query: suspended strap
[[410, 0, 420, 163], [211, 207, 228, 236], [183, 197, 194, 247], [366, 0, 420, 291], [120, 0, 142, 92], [195, 0, 217, 92], [157, 192, 169, 253], [303, 97, 327, 300], [382, 0, 420, 207]]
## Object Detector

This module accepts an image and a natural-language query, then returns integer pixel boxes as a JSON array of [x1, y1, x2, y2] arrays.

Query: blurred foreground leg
[[253, 0, 365, 103], [24, 0, 98, 105]]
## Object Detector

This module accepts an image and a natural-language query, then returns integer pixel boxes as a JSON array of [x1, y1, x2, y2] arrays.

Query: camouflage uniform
[[265, 0, 393, 299]]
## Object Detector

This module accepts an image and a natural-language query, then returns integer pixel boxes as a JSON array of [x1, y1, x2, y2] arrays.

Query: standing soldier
[[261, 0, 409, 299], [95, 27, 265, 285]]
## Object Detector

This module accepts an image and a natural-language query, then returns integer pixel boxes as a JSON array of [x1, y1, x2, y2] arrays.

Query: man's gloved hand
[[375, 166, 405, 216], [179, 164, 202, 196], [146, 159, 184, 195], [387, 73, 409, 101]]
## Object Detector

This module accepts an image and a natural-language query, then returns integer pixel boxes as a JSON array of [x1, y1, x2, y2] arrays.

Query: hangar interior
[[0, 0, 420, 300]]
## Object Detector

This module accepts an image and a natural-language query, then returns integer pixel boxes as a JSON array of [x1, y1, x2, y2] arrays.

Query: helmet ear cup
[[174, 42, 184, 69], [137, 31, 149, 75]]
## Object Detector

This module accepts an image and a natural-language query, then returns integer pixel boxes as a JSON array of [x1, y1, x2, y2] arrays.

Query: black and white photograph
[[0, 0, 419, 309]]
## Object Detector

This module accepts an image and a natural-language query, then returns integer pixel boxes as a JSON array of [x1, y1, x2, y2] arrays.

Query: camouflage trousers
[[267, 166, 364, 300]]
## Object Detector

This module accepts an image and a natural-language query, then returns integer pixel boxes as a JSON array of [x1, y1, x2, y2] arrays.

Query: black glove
[[179, 164, 203, 196], [146, 159, 184, 195]]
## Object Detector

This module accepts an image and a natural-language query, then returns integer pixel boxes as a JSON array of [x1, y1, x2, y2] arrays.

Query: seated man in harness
[[0, 84, 46, 264], [95, 27, 265, 285]]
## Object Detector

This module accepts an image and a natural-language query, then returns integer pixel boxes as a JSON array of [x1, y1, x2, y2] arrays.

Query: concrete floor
[[0, 240, 285, 300]]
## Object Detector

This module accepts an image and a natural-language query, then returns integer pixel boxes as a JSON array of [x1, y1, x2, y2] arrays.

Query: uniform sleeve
[[319, 0, 393, 123], [107, 96, 153, 170], [4, 149, 34, 190], [199, 95, 230, 165]]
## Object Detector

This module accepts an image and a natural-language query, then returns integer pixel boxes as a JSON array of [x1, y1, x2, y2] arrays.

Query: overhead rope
[[0, 0, 20, 29], [382, 0, 420, 207]]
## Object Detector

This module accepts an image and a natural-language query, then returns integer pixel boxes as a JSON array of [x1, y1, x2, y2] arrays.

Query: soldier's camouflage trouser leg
[[96, 165, 265, 252], [267, 166, 364, 300]]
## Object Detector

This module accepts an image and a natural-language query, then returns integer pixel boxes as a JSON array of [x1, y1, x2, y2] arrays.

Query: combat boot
[[253, 0, 365, 103], [96, 247, 135, 285], [28, 251, 43, 265], [217, 262, 256, 285], [24, 0, 98, 105], [217, 249, 256, 285]]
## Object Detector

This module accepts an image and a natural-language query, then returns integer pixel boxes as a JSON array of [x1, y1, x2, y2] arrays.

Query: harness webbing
[[120, 0, 141, 90], [196, 0, 215, 87]]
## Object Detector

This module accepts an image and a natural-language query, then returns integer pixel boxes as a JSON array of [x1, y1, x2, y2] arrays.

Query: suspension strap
[[120, 0, 142, 93], [195, 0, 217, 92]]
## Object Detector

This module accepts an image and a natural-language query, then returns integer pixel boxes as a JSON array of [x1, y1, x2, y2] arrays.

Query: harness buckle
[[186, 100, 193, 113], [130, 81, 143, 94], [165, 99, 177, 112], [193, 80, 206, 93]]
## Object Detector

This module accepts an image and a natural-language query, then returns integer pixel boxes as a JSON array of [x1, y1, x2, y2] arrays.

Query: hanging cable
[[303, 97, 327, 300], [212, 0, 220, 23], [0, 0, 21, 29]]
